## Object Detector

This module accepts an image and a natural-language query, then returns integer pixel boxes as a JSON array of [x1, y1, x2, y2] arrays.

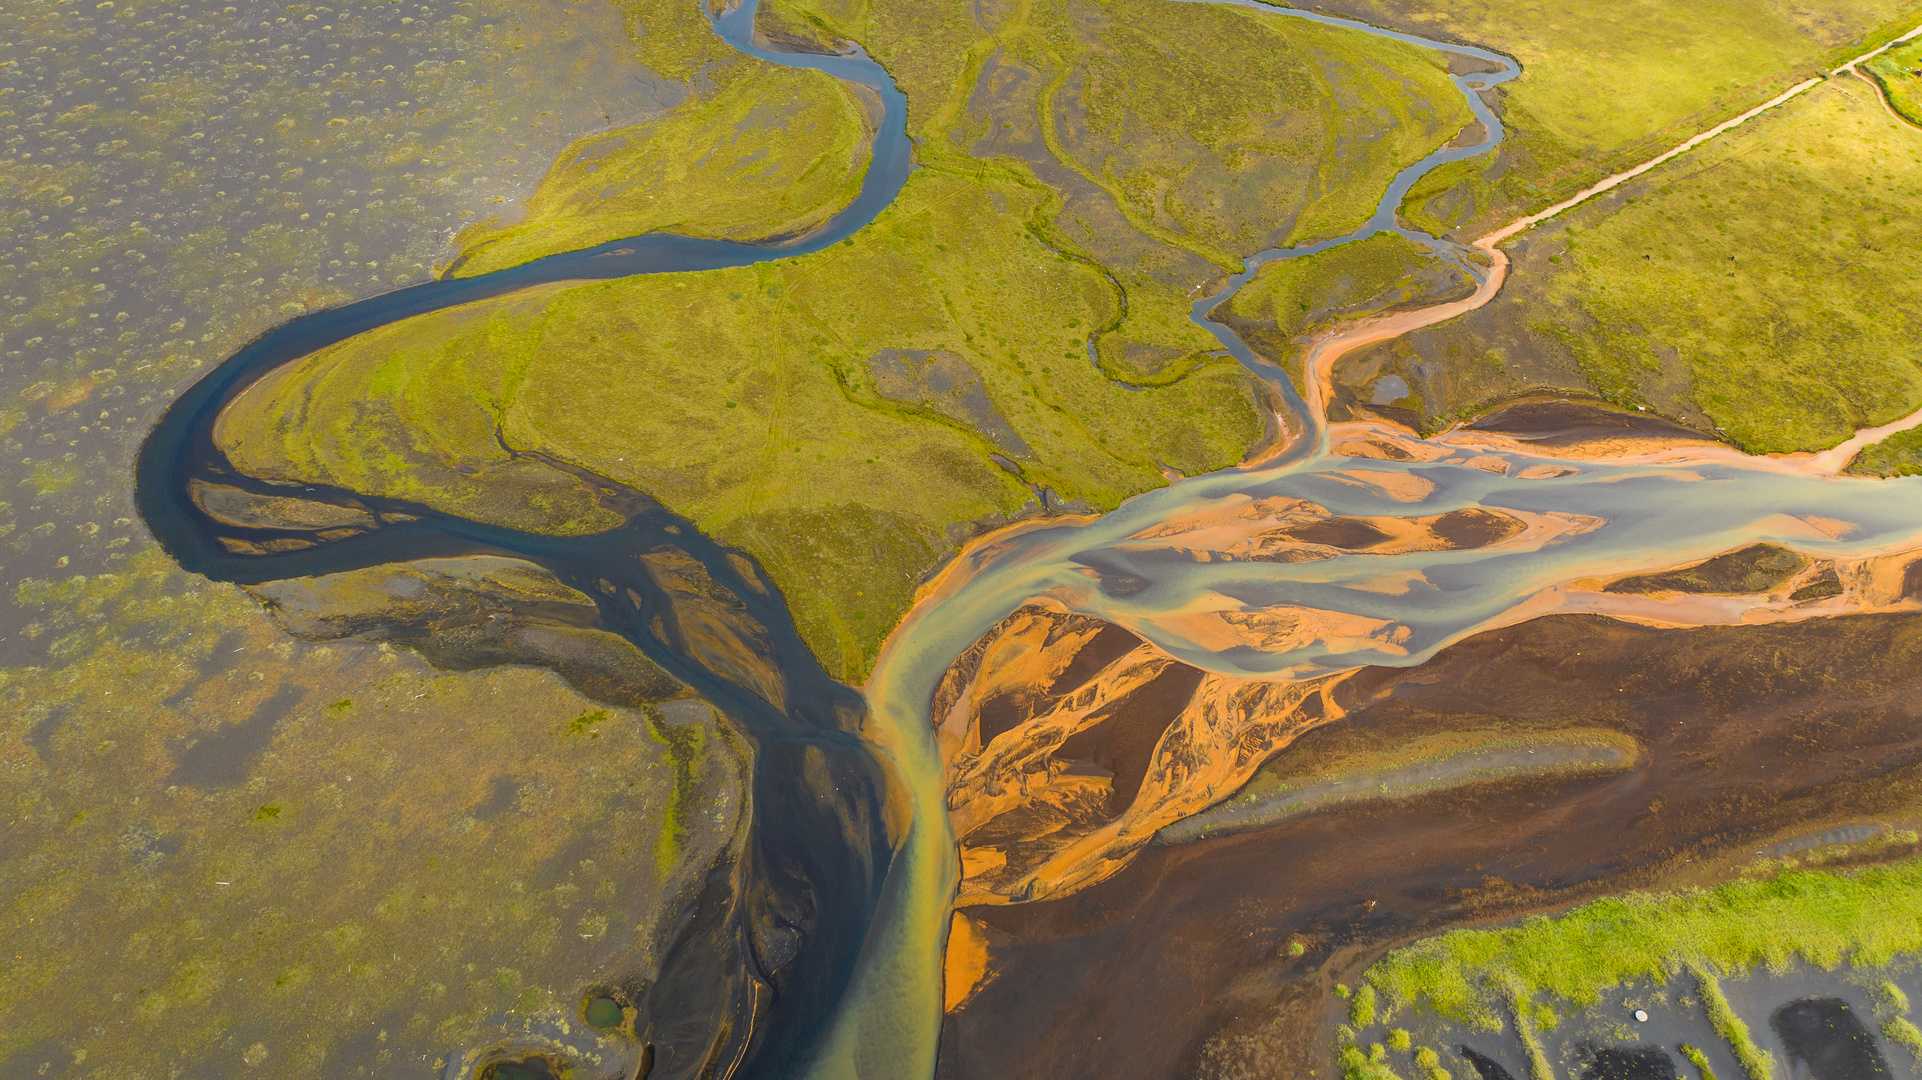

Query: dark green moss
[[646, 706, 708, 874], [1851, 426, 1922, 478], [1605, 544, 1807, 596]]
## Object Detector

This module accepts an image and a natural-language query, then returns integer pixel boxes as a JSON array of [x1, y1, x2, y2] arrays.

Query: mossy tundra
[[451, 61, 876, 276], [1865, 37, 1922, 125], [218, 167, 1270, 679], [1218, 232, 1476, 388], [1298, 0, 1922, 235], [213, 0, 1488, 679], [1343, 76, 1922, 453]]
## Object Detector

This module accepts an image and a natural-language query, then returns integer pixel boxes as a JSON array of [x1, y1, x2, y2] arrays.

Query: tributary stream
[[133, 1, 1922, 1077]]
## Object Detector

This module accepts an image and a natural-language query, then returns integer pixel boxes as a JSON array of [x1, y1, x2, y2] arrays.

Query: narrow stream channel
[[133, 4, 916, 1076], [132, 1, 1922, 1077]]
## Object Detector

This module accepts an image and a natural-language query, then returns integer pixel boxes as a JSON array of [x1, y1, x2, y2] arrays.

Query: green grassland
[[1017, 0, 1470, 261], [1852, 425, 1922, 476], [215, 0, 1498, 680], [218, 167, 1269, 680], [1218, 233, 1475, 384], [768, 0, 1475, 381], [1341, 845, 1922, 1080], [451, 62, 874, 277], [1343, 78, 1922, 453], [1866, 38, 1922, 125], [1367, 857, 1922, 1028], [1296, 0, 1922, 236]]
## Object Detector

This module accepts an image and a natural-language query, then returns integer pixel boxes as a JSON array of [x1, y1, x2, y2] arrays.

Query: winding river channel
[[133, 1, 1922, 1077]]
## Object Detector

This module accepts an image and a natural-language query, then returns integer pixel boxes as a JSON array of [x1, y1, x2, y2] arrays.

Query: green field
[[451, 62, 873, 276], [216, 0, 1492, 680], [218, 167, 1272, 680], [1298, 0, 1922, 235], [1865, 38, 1922, 125], [1341, 78, 1922, 453], [1218, 233, 1475, 385], [1853, 426, 1922, 476], [1367, 855, 1922, 1030], [769, 0, 1476, 380]]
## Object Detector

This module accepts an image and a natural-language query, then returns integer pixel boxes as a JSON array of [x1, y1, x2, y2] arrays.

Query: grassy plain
[[1297, 0, 1922, 234], [772, 0, 1475, 380], [1853, 426, 1922, 475], [1219, 233, 1474, 383], [1346, 78, 1922, 452], [219, 168, 1269, 679], [1028, 0, 1470, 259], [216, 0, 1505, 681], [451, 63, 873, 276], [1366, 855, 1922, 1021], [1866, 39, 1922, 125]]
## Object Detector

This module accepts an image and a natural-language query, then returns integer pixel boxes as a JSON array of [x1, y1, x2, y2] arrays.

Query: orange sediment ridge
[[1324, 467, 1437, 502], [1154, 604, 1407, 658], [930, 599, 1353, 905], [942, 912, 992, 1012], [1473, 547, 1922, 637], [1118, 490, 1594, 567]]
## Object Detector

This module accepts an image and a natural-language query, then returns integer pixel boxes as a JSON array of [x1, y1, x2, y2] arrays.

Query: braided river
[[134, 1, 1922, 1077]]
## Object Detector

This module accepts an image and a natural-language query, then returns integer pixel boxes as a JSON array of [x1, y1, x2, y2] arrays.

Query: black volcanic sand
[[1461, 397, 1713, 446], [1462, 1044, 1522, 1080], [936, 612, 1922, 1080], [1578, 1045, 1679, 1080], [1057, 663, 1208, 814], [1771, 998, 1892, 1080]]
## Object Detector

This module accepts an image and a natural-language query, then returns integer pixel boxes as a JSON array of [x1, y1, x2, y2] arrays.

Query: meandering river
[[133, 1, 1922, 1077]]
